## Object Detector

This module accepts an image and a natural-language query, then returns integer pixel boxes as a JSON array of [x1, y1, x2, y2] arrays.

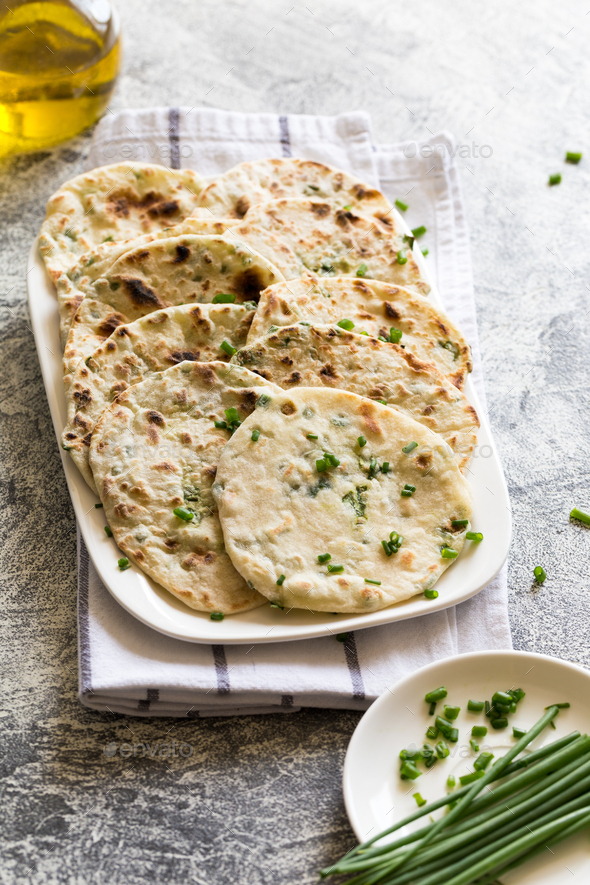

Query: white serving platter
[[343, 650, 590, 884], [27, 227, 511, 644]]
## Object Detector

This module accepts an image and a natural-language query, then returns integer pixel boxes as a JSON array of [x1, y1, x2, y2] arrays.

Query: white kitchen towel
[[78, 108, 511, 717]]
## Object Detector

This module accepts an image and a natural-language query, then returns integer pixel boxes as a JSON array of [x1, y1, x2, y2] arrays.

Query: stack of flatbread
[[40, 158, 478, 616]]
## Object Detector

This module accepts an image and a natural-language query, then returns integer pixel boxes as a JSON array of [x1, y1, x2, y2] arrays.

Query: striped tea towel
[[77, 108, 511, 717]]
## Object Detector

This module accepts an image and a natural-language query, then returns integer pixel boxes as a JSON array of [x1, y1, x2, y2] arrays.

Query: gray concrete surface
[[2, 0, 590, 881]]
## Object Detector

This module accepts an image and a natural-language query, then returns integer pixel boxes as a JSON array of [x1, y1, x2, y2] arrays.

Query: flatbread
[[89, 361, 281, 614], [214, 388, 473, 613], [231, 324, 479, 470], [56, 216, 240, 347], [63, 303, 255, 492], [62, 234, 284, 376], [248, 277, 472, 389], [40, 163, 203, 280], [233, 198, 429, 295], [195, 158, 392, 220]]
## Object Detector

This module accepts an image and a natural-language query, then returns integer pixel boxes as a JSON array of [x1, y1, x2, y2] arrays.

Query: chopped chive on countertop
[[173, 506, 194, 521], [402, 441, 418, 454], [356, 262, 368, 277], [212, 292, 236, 303], [337, 318, 355, 330], [395, 199, 408, 211], [251, 429, 260, 441], [534, 565, 547, 583], [397, 250, 408, 265], [548, 172, 562, 186], [210, 612, 224, 621], [570, 507, 590, 525], [104, 525, 113, 537], [566, 151, 582, 163], [118, 557, 130, 571], [317, 553, 331, 563], [411, 225, 427, 238]]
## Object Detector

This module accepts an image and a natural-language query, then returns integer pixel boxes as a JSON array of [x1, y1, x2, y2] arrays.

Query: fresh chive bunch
[[321, 706, 590, 885]]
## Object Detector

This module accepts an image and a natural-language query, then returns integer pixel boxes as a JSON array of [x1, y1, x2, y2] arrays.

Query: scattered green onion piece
[[337, 318, 355, 331], [381, 462, 389, 473], [210, 612, 224, 621], [491, 717, 509, 729], [364, 578, 381, 585], [173, 507, 194, 522], [402, 441, 418, 454], [389, 328, 403, 343], [397, 250, 408, 265], [548, 172, 561, 186], [441, 547, 459, 559], [317, 553, 331, 563], [426, 725, 438, 739], [511, 688, 526, 702], [424, 589, 439, 599], [357, 435, 367, 447], [472, 725, 488, 737], [425, 687, 448, 703], [276, 574, 286, 586], [435, 715, 454, 736], [270, 602, 284, 609], [220, 339, 237, 357], [336, 632, 349, 642], [446, 774, 456, 789], [513, 726, 527, 739], [382, 539, 393, 557], [470, 739, 479, 753], [400, 760, 421, 780], [356, 263, 368, 277], [436, 740, 450, 759], [118, 557, 130, 571], [534, 565, 547, 583], [452, 518, 469, 527], [413, 792, 427, 807], [94, 502, 103, 508], [546, 702, 571, 709], [484, 700, 491, 717], [448, 728, 459, 743], [401, 489, 413, 497], [444, 705, 461, 721], [570, 507, 590, 525], [104, 526, 113, 537], [395, 199, 408, 211], [566, 151, 582, 164], [225, 407, 240, 425], [411, 225, 427, 238], [459, 769, 485, 786], [251, 429, 260, 441], [214, 420, 228, 429], [468, 699, 485, 712], [422, 248, 429, 256], [492, 690, 513, 706], [316, 458, 328, 472], [343, 204, 352, 210], [466, 531, 483, 541], [307, 433, 318, 440], [404, 484, 416, 492], [474, 751, 494, 771], [327, 564, 344, 573], [212, 293, 236, 303]]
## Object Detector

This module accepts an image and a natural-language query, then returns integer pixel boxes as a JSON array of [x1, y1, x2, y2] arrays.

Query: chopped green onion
[[94, 502, 103, 508], [474, 751, 494, 770], [452, 518, 469, 527], [428, 701, 437, 716], [468, 699, 485, 712], [459, 769, 485, 786], [104, 525, 113, 537], [570, 507, 590, 525], [317, 553, 331, 563], [548, 172, 561, 186], [337, 318, 355, 330], [424, 589, 439, 599], [422, 248, 429, 256], [470, 739, 479, 753], [426, 725, 438, 739], [210, 612, 224, 621], [491, 717, 509, 729], [400, 760, 421, 780], [356, 263, 368, 277], [118, 557, 130, 571], [214, 420, 228, 429], [270, 602, 284, 609], [466, 531, 483, 541], [513, 726, 527, 739], [425, 686, 448, 703], [401, 489, 413, 497], [395, 199, 408, 212], [444, 705, 461, 721], [212, 292, 236, 303], [413, 792, 427, 807], [472, 725, 488, 737], [173, 507, 194, 521], [448, 728, 459, 743], [316, 458, 328, 472], [336, 632, 349, 642], [220, 339, 237, 356], [534, 565, 547, 583], [324, 452, 340, 467], [411, 225, 427, 238], [225, 407, 240, 425], [435, 716, 454, 735], [251, 429, 260, 441], [390, 328, 403, 343], [446, 774, 456, 789], [327, 564, 344, 573], [436, 740, 450, 759], [404, 484, 416, 492], [492, 690, 513, 705], [397, 250, 408, 265], [441, 547, 459, 559], [545, 702, 571, 709], [365, 578, 381, 585], [381, 462, 389, 473], [402, 441, 418, 454], [566, 151, 582, 164], [357, 435, 367, 447], [510, 688, 526, 702], [307, 433, 318, 440], [276, 574, 286, 586]]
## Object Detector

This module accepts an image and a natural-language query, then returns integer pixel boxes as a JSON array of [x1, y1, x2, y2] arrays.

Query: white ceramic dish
[[27, 223, 510, 644], [343, 650, 590, 884]]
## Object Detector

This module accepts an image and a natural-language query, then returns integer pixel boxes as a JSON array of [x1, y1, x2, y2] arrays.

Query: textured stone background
[[2, 0, 590, 882]]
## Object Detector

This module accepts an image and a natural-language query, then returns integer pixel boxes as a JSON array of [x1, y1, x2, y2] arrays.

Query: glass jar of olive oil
[[0, 0, 121, 157]]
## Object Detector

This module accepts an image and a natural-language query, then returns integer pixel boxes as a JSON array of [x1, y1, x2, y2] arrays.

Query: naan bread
[[214, 388, 473, 613], [233, 198, 429, 295], [56, 216, 240, 347], [231, 324, 479, 470], [63, 303, 255, 492], [248, 277, 472, 389], [89, 361, 281, 614], [40, 163, 203, 280], [62, 234, 284, 377], [196, 157, 392, 220]]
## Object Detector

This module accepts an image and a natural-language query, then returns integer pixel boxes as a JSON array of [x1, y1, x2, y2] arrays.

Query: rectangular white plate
[[27, 230, 511, 644]]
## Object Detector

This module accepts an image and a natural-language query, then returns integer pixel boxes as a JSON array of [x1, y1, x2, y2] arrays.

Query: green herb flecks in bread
[[40, 163, 204, 281], [63, 303, 256, 492], [233, 198, 429, 295], [213, 387, 472, 613], [231, 323, 479, 470], [89, 361, 281, 614], [248, 277, 472, 389], [195, 157, 393, 220]]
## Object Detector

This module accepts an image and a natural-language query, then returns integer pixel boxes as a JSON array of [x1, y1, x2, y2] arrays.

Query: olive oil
[[0, 1, 121, 157]]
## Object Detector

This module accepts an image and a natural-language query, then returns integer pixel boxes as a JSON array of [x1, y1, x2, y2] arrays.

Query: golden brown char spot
[[280, 356, 294, 366], [173, 244, 190, 263], [335, 209, 356, 228], [181, 551, 217, 570], [416, 453, 433, 469], [451, 372, 466, 390], [73, 413, 91, 430], [280, 402, 297, 415], [191, 363, 217, 385], [168, 350, 201, 364], [400, 549, 415, 566], [73, 387, 92, 408], [133, 550, 145, 562], [106, 340, 117, 351], [181, 432, 192, 444], [285, 371, 302, 384], [359, 401, 381, 435], [125, 249, 150, 263], [164, 538, 179, 550], [435, 318, 450, 336], [153, 460, 177, 471], [310, 202, 331, 218], [114, 502, 137, 518], [384, 302, 402, 320], [146, 410, 165, 425], [319, 363, 340, 380], [235, 267, 266, 301], [97, 312, 126, 338], [203, 465, 217, 480], [147, 426, 159, 443], [466, 404, 480, 426], [235, 196, 250, 218], [120, 277, 165, 309], [423, 405, 436, 415]]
